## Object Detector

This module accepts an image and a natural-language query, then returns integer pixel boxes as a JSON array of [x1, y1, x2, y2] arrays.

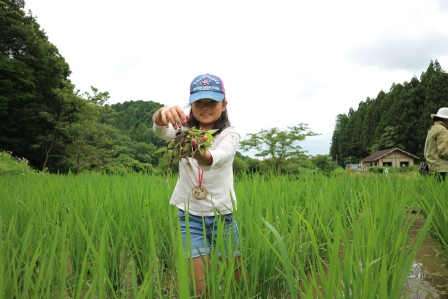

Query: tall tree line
[[1, 1, 166, 173], [330, 60, 448, 166]]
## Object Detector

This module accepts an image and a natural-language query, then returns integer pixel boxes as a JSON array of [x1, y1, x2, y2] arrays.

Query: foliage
[[367, 166, 411, 174], [98, 154, 154, 175], [310, 154, 337, 175], [1, 173, 445, 298], [416, 177, 448, 253], [239, 124, 319, 172], [330, 167, 348, 177], [0, 4, 166, 174], [4, 2, 447, 176], [367, 166, 385, 174], [153, 127, 217, 177], [234, 151, 262, 174], [330, 60, 448, 167], [0, 1, 74, 170], [233, 156, 249, 176], [0, 151, 37, 175]]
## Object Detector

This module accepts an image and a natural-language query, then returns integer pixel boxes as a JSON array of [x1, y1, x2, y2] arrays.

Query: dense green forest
[[0, 0, 166, 173], [2, 0, 447, 175], [330, 60, 448, 166]]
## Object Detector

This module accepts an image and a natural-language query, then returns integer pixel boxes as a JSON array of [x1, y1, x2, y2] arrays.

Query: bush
[[331, 167, 349, 177], [0, 151, 37, 176], [368, 166, 384, 173]]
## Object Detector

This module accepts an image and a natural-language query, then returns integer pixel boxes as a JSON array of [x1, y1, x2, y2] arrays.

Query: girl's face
[[191, 98, 226, 131]]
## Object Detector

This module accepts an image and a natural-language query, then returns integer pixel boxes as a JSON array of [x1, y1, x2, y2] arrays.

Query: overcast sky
[[24, 0, 448, 156]]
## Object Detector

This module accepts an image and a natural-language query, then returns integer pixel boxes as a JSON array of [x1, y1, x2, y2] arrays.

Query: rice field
[[1, 171, 447, 298]]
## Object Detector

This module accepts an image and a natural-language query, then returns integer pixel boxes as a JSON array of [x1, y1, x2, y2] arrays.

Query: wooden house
[[360, 148, 421, 172]]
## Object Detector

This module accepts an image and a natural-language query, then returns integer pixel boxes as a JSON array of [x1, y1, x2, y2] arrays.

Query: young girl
[[152, 73, 242, 296]]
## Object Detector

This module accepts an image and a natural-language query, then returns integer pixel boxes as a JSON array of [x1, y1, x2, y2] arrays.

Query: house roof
[[360, 148, 421, 162]]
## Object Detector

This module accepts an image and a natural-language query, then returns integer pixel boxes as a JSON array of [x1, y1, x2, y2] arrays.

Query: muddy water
[[404, 214, 448, 298]]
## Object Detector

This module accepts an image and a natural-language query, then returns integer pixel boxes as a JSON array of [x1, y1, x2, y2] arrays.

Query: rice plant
[[0, 171, 446, 298]]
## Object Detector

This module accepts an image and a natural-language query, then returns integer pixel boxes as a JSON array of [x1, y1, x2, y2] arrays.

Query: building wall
[[360, 150, 417, 172], [380, 152, 415, 167]]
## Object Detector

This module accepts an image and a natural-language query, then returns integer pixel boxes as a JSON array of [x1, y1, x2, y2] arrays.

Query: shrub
[[0, 151, 37, 176]]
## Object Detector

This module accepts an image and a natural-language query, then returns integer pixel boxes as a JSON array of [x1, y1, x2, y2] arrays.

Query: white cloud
[[25, 0, 448, 156], [346, 31, 448, 72]]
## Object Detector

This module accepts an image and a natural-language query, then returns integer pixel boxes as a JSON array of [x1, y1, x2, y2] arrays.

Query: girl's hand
[[191, 137, 213, 165], [155, 106, 189, 129], [191, 136, 208, 151]]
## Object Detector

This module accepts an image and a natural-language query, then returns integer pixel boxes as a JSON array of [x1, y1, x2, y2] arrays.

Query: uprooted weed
[[154, 127, 218, 180]]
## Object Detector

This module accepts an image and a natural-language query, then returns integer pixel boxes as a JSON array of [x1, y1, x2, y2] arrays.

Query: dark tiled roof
[[361, 148, 420, 162]]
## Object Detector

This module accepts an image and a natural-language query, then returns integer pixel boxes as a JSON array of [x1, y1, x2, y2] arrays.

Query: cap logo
[[191, 75, 222, 93], [192, 75, 221, 86]]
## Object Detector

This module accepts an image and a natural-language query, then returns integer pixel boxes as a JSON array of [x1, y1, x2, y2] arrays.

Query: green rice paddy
[[1, 171, 447, 298]]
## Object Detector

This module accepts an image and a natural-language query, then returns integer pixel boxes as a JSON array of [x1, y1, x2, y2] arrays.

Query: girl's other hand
[[156, 106, 189, 129], [191, 136, 208, 151], [191, 136, 212, 165]]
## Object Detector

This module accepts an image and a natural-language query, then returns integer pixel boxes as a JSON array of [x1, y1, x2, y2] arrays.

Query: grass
[[0, 171, 446, 298]]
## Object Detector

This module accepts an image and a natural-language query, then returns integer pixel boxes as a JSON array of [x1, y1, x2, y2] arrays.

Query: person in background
[[424, 107, 448, 181], [152, 73, 242, 296]]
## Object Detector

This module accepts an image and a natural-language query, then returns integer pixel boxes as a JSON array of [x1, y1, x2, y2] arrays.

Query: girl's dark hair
[[433, 116, 445, 122], [186, 99, 231, 135]]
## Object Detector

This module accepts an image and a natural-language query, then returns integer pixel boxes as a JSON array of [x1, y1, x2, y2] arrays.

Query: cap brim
[[189, 91, 225, 103]]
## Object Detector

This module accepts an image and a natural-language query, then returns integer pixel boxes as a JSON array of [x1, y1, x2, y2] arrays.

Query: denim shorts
[[177, 209, 241, 259]]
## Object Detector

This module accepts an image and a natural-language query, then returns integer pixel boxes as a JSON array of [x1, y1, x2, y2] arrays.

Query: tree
[[310, 154, 336, 175], [0, 1, 74, 170], [111, 100, 165, 147], [232, 156, 249, 176], [239, 124, 319, 171], [59, 87, 117, 173], [330, 60, 448, 165], [330, 113, 349, 166], [369, 126, 404, 153]]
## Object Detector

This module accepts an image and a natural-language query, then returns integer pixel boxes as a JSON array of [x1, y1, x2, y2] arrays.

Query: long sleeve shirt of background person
[[424, 121, 448, 173], [153, 122, 240, 216]]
